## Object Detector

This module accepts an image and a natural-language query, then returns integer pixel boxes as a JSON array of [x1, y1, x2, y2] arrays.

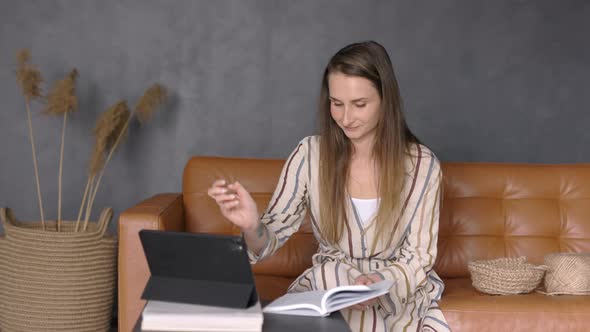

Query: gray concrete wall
[[1, 1, 589, 229]]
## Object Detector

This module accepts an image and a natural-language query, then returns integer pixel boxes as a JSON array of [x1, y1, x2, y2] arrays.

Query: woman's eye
[[332, 102, 343, 107], [356, 104, 366, 108]]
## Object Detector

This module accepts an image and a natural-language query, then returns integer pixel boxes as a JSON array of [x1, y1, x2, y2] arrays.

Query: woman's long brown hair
[[318, 41, 420, 254]]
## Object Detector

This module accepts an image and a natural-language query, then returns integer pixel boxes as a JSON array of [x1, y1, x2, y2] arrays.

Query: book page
[[262, 289, 326, 315], [323, 279, 395, 313], [263, 280, 395, 316]]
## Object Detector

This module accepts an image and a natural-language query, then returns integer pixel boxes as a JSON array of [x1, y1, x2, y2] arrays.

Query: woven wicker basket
[[468, 257, 547, 295], [0, 207, 117, 332]]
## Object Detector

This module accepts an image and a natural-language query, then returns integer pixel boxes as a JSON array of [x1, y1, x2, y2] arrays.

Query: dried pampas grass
[[45, 69, 78, 115], [89, 101, 130, 175], [76, 101, 130, 231], [80, 84, 167, 229], [11, 47, 169, 234], [16, 49, 45, 228], [16, 49, 43, 100], [45, 69, 79, 230], [135, 84, 167, 124]]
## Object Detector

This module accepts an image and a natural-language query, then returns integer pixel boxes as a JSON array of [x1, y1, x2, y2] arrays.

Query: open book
[[263, 279, 395, 317]]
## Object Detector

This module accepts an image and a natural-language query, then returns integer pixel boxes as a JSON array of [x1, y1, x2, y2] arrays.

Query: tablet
[[139, 230, 258, 308]]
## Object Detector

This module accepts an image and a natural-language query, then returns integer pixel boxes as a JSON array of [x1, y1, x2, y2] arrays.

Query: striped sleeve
[[375, 153, 443, 303], [247, 137, 310, 263]]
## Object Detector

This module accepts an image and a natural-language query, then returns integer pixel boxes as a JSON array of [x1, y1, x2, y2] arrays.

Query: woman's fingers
[[208, 187, 227, 196], [213, 179, 226, 187], [208, 180, 240, 199], [354, 276, 365, 285], [209, 181, 247, 200], [366, 273, 383, 283], [207, 180, 226, 196], [219, 201, 240, 216], [350, 274, 378, 310], [227, 181, 247, 199], [222, 199, 240, 209], [214, 193, 238, 203], [208, 180, 241, 214], [354, 275, 370, 286]]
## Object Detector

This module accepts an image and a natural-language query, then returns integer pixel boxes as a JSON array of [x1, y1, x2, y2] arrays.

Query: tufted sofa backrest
[[183, 157, 590, 279], [435, 163, 590, 277]]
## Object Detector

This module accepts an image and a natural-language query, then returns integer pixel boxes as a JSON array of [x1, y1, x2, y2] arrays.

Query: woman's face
[[328, 72, 381, 144]]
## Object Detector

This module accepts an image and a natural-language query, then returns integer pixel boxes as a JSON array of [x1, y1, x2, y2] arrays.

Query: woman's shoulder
[[286, 135, 320, 161], [300, 135, 320, 146], [292, 135, 320, 153], [405, 143, 441, 176], [409, 143, 439, 162]]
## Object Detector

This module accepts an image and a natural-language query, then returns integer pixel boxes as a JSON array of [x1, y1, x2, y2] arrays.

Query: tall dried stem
[[75, 175, 92, 232], [25, 100, 45, 228], [57, 113, 66, 230], [45, 69, 78, 231], [16, 50, 45, 228]]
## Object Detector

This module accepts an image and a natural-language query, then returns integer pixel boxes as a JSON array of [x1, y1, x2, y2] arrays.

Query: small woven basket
[[0, 207, 117, 332], [468, 256, 547, 295], [542, 253, 590, 295]]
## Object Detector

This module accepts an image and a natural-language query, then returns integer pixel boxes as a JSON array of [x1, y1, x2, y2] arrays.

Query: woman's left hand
[[349, 273, 384, 311]]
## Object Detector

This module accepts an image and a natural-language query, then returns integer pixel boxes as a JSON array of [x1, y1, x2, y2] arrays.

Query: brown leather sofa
[[118, 157, 590, 332]]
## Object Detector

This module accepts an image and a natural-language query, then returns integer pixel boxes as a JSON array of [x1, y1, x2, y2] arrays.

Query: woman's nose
[[342, 107, 353, 126]]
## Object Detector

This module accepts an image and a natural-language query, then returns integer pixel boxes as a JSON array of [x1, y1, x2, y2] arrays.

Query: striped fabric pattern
[[248, 136, 450, 332]]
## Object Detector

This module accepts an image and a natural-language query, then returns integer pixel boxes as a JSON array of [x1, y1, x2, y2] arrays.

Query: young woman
[[208, 41, 450, 332]]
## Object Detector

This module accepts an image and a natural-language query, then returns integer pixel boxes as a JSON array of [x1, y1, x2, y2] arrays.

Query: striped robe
[[248, 136, 450, 332]]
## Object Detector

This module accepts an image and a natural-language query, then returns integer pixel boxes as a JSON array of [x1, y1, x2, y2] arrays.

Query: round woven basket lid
[[468, 257, 546, 295], [542, 252, 590, 295]]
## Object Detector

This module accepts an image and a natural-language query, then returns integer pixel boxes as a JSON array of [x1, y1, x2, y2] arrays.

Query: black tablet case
[[139, 230, 258, 308]]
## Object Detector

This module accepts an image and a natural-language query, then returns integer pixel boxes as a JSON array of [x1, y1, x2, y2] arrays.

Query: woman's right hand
[[207, 180, 260, 231], [349, 274, 382, 311]]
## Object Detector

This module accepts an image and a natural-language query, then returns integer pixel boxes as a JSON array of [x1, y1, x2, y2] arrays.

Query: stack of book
[[141, 300, 263, 332]]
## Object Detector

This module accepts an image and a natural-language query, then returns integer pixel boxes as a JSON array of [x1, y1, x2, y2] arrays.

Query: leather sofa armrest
[[118, 193, 185, 332]]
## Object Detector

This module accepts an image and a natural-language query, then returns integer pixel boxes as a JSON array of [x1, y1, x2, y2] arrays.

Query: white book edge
[[141, 300, 263, 331], [262, 302, 325, 316]]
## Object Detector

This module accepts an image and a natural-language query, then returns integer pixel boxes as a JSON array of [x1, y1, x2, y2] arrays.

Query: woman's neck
[[350, 133, 375, 162]]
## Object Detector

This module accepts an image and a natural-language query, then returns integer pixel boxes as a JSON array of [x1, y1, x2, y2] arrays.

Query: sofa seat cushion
[[440, 278, 590, 332]]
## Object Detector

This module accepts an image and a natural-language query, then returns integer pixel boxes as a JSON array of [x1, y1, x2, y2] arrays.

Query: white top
[[351, 197, 379, 224]]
